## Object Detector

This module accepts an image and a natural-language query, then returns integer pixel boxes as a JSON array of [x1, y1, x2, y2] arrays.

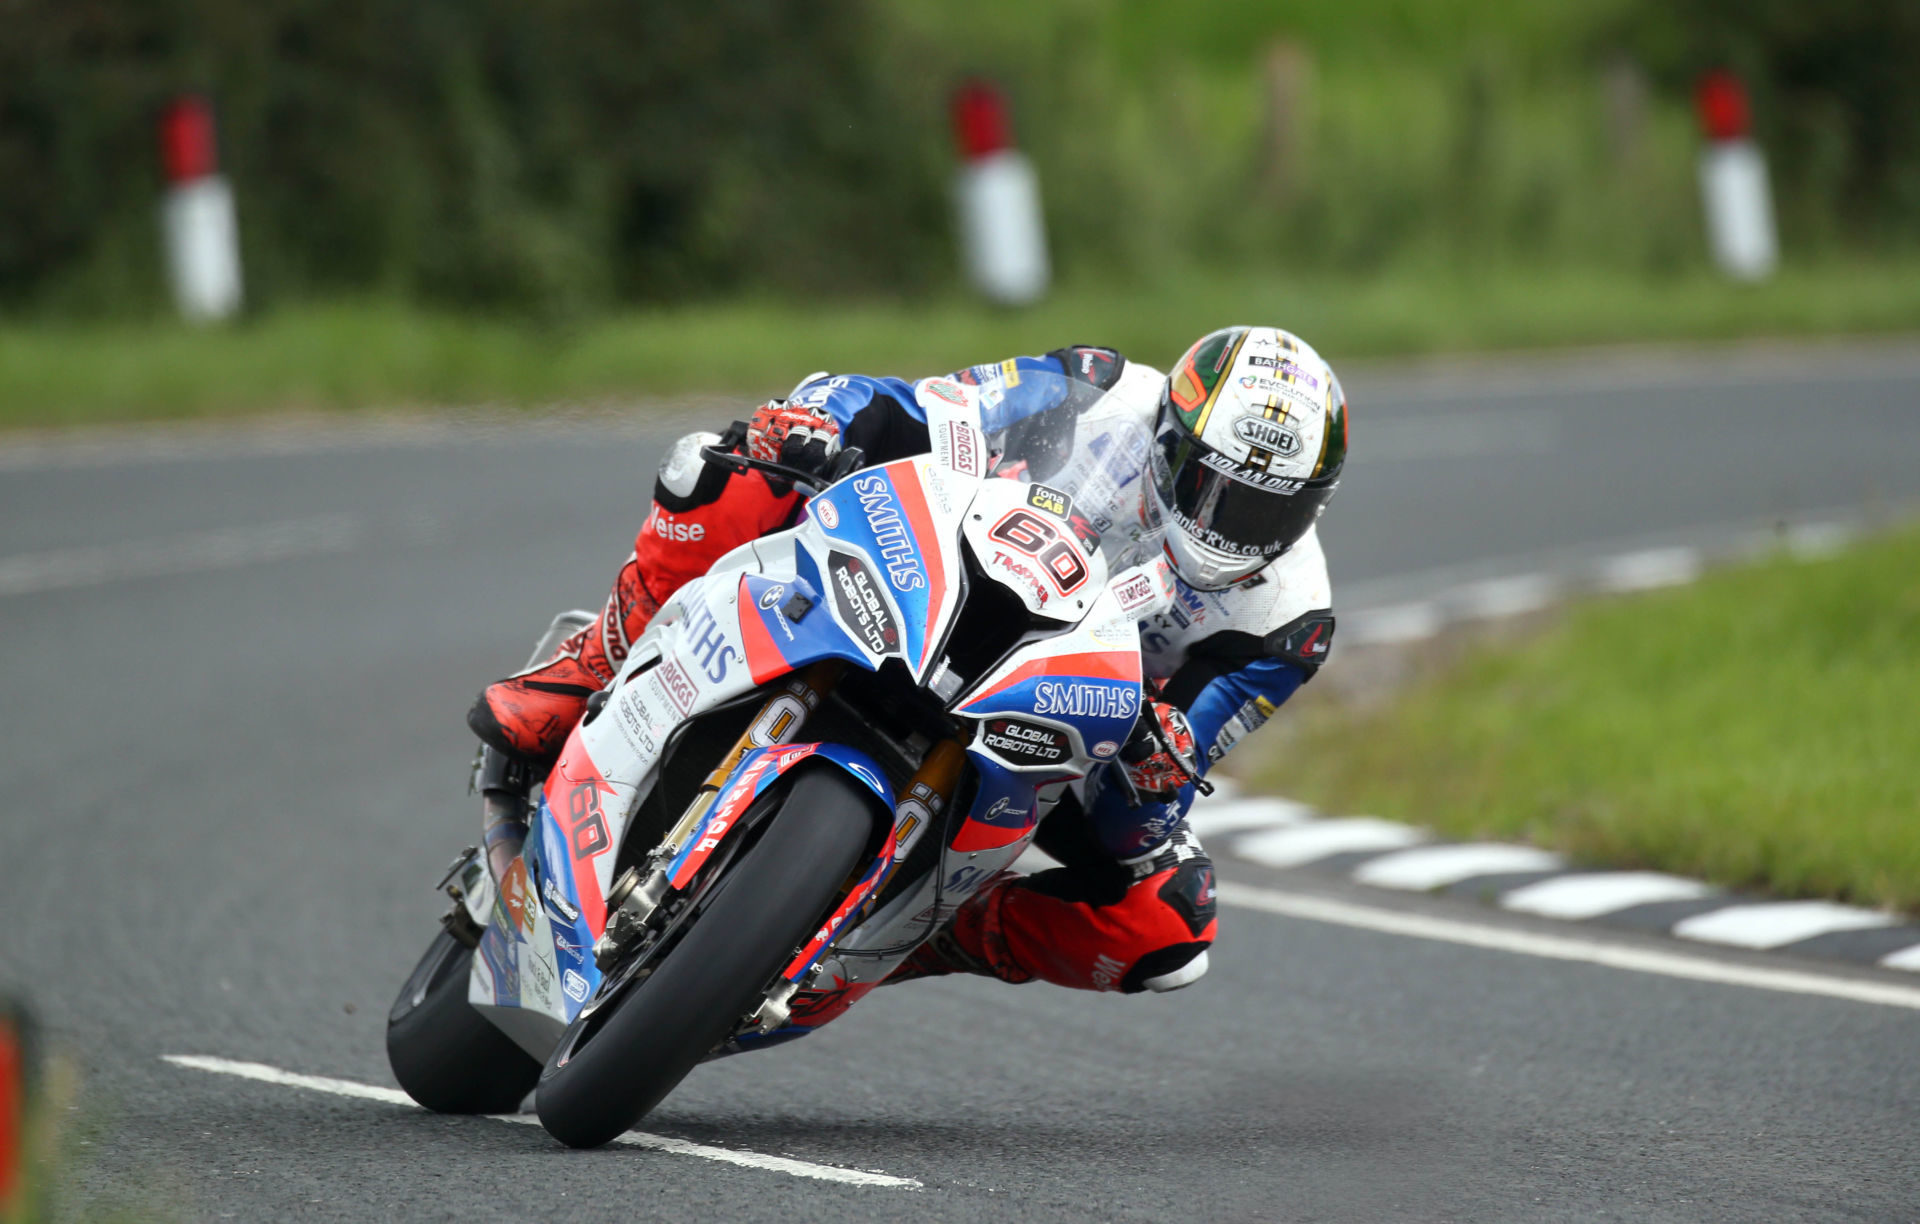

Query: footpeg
[[749, 978, 802, 1033], [593, 865, 671, 970], [437, 846, 490, 949]]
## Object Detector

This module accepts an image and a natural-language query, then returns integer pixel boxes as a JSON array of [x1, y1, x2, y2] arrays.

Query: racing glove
[[746, 398, 842, 493], [1118, 699, 1204, 801]]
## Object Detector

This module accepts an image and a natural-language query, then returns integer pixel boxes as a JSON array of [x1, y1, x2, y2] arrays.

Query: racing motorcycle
[[386, 372, 1181, 1148]]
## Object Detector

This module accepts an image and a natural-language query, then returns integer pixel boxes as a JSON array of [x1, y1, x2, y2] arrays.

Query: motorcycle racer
[[468, 326, 1346, 1005]]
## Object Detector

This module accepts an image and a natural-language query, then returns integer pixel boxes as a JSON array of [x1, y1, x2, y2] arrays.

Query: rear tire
[[534, 766, 874, 1148], [386, 929, 541, 1114]]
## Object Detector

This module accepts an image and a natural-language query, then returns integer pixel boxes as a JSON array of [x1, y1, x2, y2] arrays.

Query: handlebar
[[699, 440, 866, 500]]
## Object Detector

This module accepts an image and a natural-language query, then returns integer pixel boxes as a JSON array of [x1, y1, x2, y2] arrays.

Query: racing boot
[[466, 552, 660, 767]]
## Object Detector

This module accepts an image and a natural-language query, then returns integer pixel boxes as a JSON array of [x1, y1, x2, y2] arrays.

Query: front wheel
[[534, 766, 875, 1148], [386, 929, 541, 1114]]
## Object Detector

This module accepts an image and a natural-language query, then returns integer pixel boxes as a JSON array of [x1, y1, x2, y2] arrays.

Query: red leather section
[[633, 469, 801, 607], [971, 867, 1217, 993]]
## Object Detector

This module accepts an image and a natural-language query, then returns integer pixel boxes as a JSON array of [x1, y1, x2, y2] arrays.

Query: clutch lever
[[699, 442, 866, 500]]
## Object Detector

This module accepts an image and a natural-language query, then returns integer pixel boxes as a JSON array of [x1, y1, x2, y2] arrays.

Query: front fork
[[593, 660, 845, 969], [588, 659, 971, 1035], [751, 736, 969, 1033]]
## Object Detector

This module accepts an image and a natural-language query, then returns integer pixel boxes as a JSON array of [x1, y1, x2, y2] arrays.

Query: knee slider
[[1122, 943, 1211, 993], [1119, 854, 1218, 993]]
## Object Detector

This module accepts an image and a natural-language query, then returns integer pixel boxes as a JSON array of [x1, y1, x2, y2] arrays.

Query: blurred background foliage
[[1, 0, 1917, 321]]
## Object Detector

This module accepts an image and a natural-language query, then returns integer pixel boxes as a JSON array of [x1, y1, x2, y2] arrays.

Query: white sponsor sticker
[[944, 420, 983, 477], [1111, 571, 1156, 615], [655, 658, 698, 718]]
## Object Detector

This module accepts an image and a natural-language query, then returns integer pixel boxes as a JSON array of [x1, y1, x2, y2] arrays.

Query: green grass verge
[[4, 259, 1920, 429], [1255, 525, 1920, 912]]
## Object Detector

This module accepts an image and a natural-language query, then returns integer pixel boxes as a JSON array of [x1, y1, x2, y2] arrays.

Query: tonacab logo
[[1026, 483, 1072, 518]]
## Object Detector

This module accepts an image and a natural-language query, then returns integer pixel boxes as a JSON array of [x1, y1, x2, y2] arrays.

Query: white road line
[[1594, 546, 1701, 592], [1215, 882, 1920, 1011], [1185, 797, 1314, 839], [1351, 843, 1564, 891], [1451, 573, 1558, 620], [1880, 944, 1920, 971], [1672, 902, 1898, 950], [1500, 872, 1715, 920], [1232, 818, 1428, 869], [0, 516, 360, 597], [161, 1055, 921, 1188], [1344, 602, 1445, 646], [1783, 520, 1856, 559]]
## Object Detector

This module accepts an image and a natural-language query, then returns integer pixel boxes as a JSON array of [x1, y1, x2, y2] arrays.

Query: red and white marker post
[[951, 80, 1050, 307], [158, 96, 244, 321], [1695, 71, 1778, 282]]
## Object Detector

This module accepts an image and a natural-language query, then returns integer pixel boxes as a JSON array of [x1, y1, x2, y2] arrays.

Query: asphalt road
[[4, 343, 1919, 1221]]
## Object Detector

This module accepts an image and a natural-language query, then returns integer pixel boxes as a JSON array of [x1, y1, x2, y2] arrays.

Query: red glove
[[747, 398, 842, 491], [1119, 699, 1202, 799]]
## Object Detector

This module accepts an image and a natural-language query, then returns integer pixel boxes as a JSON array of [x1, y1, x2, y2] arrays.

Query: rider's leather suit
[[468, 346, 1335, 1015]]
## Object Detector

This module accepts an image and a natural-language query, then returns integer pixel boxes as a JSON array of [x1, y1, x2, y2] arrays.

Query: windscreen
[[979, 370, 1164, 572]]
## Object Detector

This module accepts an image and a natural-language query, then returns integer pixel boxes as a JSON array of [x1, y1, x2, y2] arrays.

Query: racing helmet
[[1150, 326, 1348, 589]]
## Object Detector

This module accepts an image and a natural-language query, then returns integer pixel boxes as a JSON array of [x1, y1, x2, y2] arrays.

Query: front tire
[[534, 766, 874, 1148], [386, 929, 542, 1114]]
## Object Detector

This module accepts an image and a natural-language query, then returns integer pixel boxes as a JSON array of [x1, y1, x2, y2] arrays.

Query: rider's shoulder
[[1109, 360, 1164, 413], [1175, 521, 1328, 659], [1046, 345, 1130, 391], [1226, 525, 1332, 627], [1178, 525, 1334, 671]]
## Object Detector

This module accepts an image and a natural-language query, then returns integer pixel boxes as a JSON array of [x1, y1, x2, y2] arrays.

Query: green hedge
[[3, 0, 1917, 320], [0, 0, 949, 316]]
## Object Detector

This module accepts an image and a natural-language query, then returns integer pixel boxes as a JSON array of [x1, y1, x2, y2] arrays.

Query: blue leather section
[[1087, 657, 1307, 860], [1182, 657, 1307, 769], [787, 374, 921, 430]]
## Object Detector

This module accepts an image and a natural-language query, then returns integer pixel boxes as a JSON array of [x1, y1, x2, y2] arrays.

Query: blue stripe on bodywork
[[803, 468, 933, 666]]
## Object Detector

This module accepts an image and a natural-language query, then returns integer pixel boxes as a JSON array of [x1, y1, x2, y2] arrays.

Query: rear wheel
[[386, 929, 541, 1114], [534, 766, 874, 1148]]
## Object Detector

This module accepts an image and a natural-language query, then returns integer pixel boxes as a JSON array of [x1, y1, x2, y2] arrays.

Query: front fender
[[665, 742, 896, 891]]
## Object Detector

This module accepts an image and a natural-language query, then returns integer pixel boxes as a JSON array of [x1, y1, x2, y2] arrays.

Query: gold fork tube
[[660, 660, 846, 855]]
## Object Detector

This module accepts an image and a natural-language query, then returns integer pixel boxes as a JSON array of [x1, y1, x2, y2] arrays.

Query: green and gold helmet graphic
[[1152, 326, 1348, 589]]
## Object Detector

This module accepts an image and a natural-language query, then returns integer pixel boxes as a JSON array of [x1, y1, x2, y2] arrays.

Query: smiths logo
[[981, 718, 1071, 766], [827, 552, 899, 657], [1026, 483, 1072, 518], [852, 475, 925, 592], [1032, 681, 1140, 721], [1234, 415, 1300, 457]]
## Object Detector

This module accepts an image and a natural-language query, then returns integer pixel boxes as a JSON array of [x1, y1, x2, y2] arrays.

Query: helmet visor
[[1152, 419, 1331, 562]]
